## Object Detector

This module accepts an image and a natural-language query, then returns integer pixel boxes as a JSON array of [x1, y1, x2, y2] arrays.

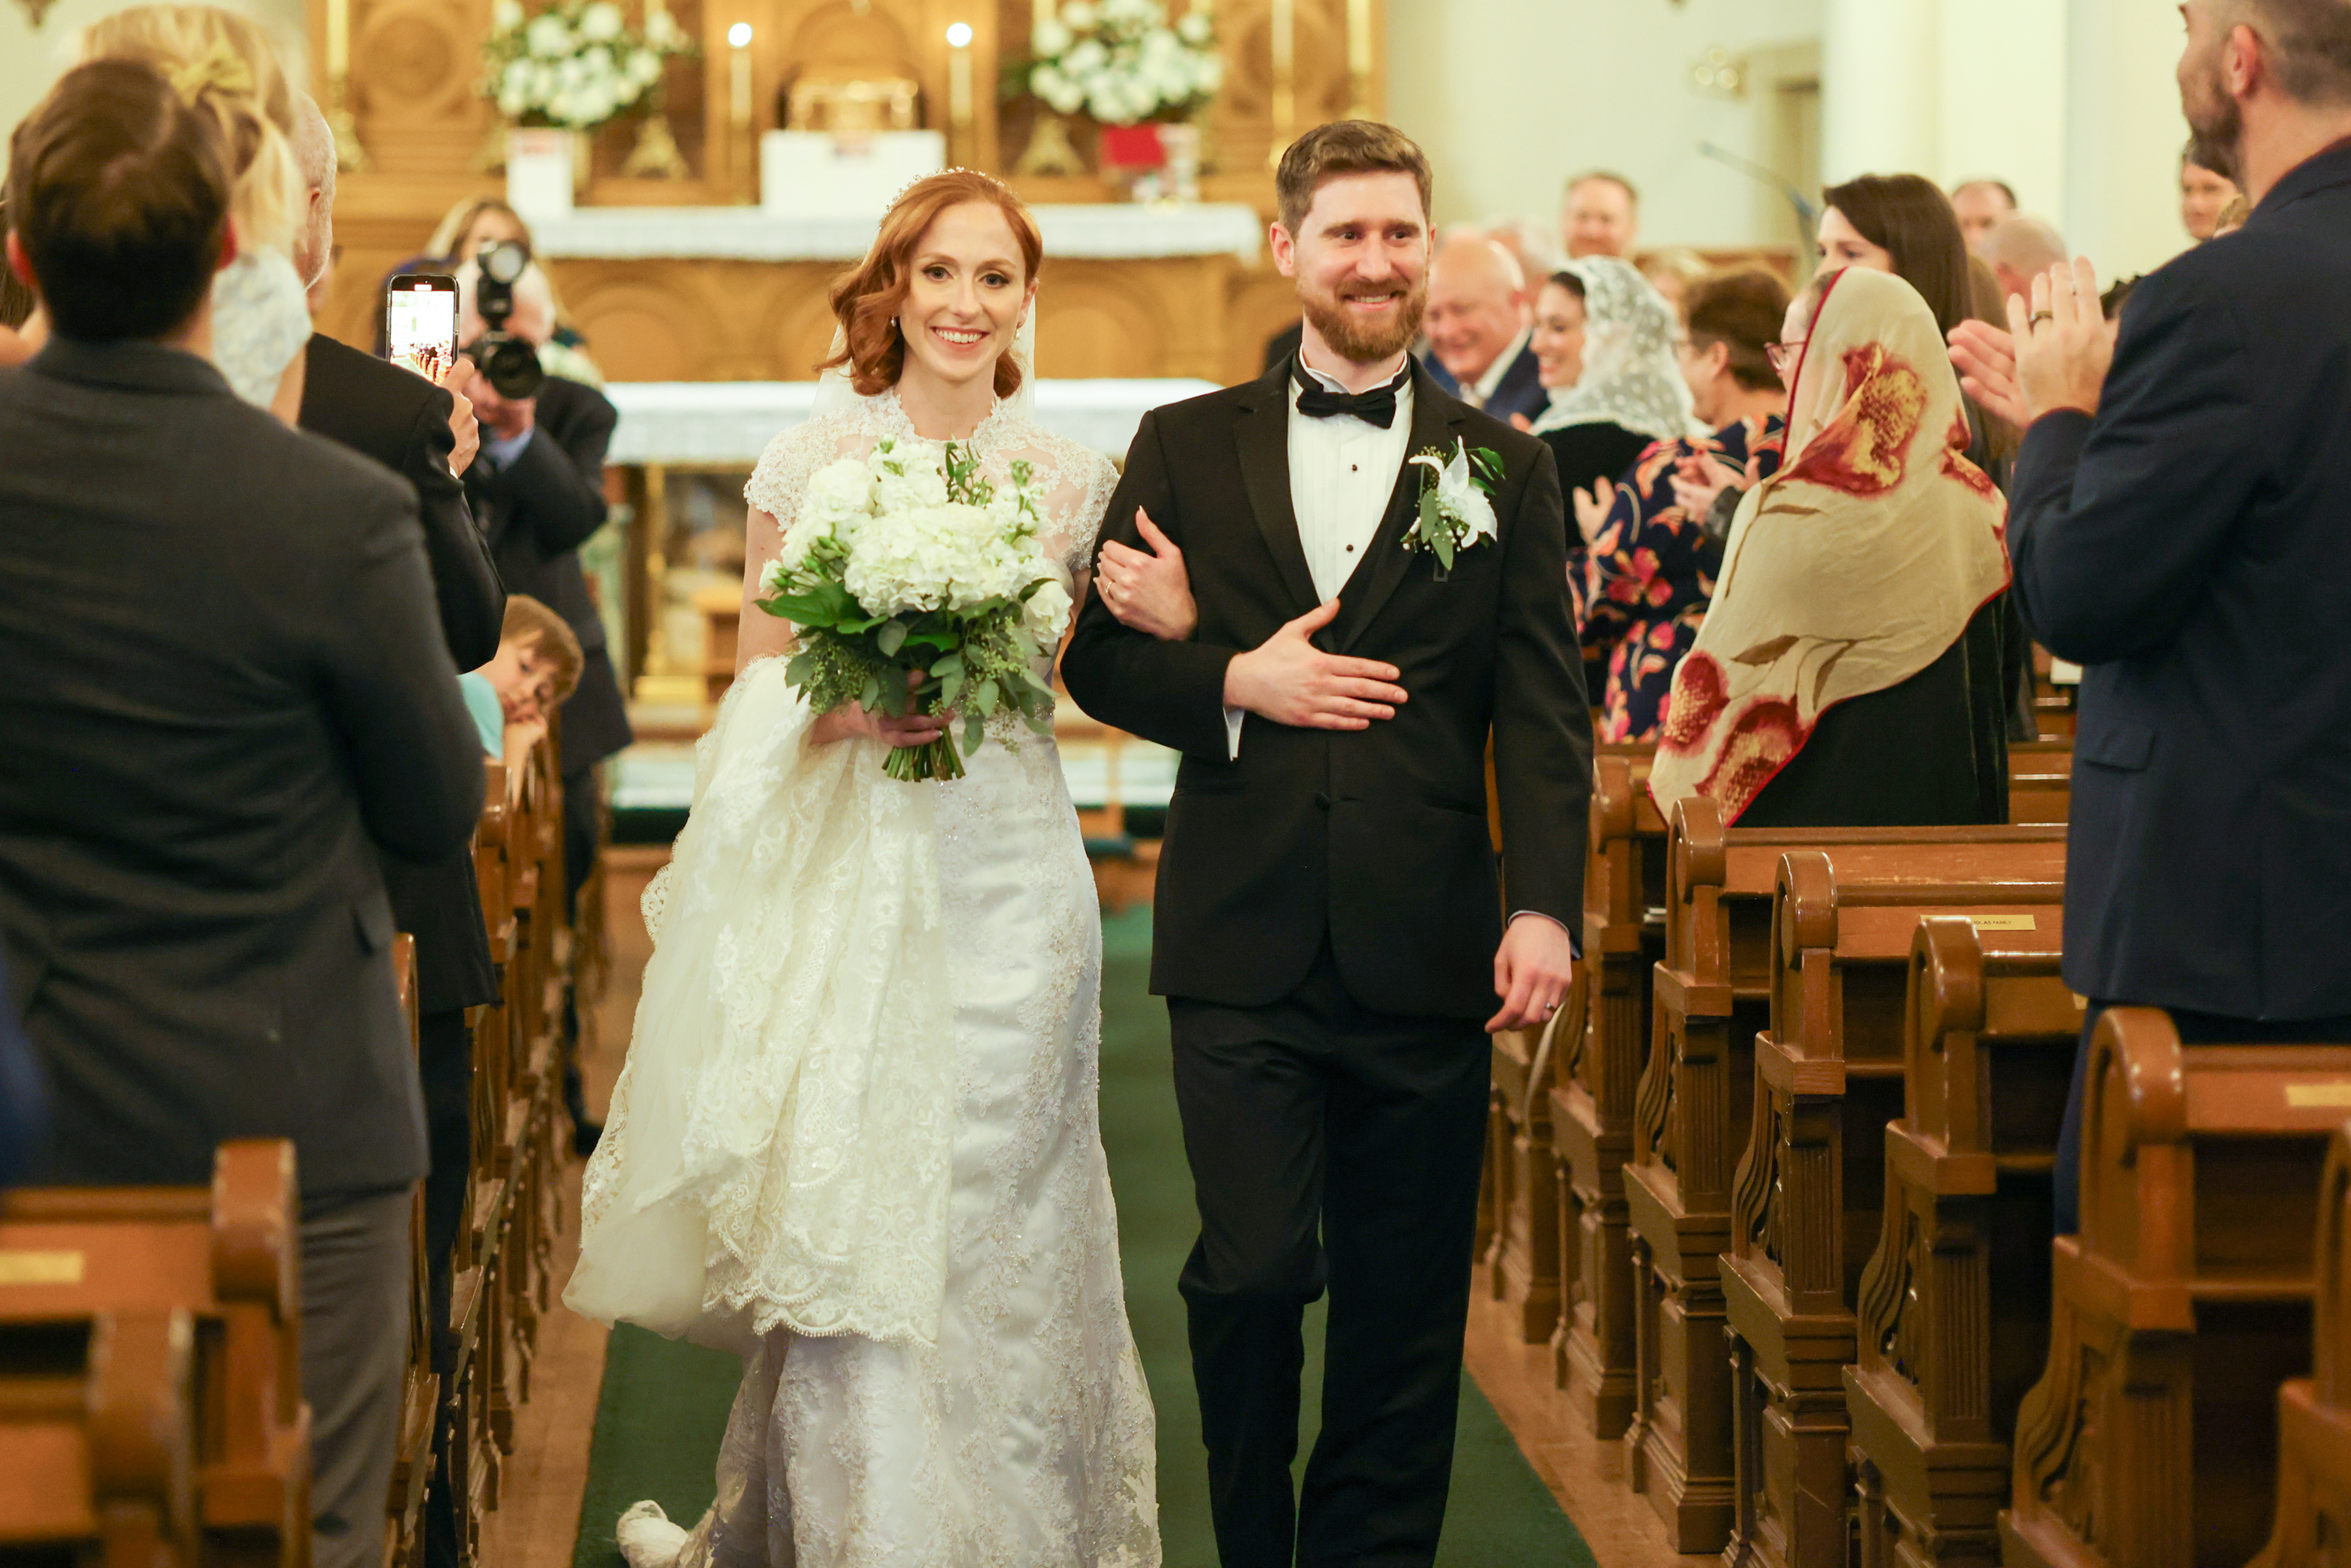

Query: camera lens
[[484, 335, 545, 400]]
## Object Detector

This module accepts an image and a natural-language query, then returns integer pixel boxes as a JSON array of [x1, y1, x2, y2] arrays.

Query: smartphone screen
[[385, 274, 459, 381]]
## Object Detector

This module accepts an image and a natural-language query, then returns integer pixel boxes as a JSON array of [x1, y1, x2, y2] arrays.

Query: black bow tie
[[1293, 360, 1409, 428]]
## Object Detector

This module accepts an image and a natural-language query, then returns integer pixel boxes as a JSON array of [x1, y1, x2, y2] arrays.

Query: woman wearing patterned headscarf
[[1648, 267, 2011, 829], [1529, 255, 1700, 507]]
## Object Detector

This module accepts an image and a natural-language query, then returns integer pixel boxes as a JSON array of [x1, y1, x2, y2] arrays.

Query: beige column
[[1820, 0, 1940, 185], [2063, 0, 2194, 280]]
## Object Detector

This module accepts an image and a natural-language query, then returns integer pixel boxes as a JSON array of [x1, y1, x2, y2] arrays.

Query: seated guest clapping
[[80, 3, 312, 424], [1648, 268, 2011, 829], [0, 58, 483, 1568], [1578, 268, 1789, 743], [1422, 233, 1546, 424]]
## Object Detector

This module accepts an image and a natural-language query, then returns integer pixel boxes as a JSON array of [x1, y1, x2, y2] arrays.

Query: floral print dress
[[1574, 413, 1784, 743]]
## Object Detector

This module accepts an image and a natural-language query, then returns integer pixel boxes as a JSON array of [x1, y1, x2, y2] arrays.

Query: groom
[[1063, 121, 1591, 1567]]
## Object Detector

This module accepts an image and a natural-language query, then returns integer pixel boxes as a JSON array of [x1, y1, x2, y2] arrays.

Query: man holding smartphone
[[287, 95, 507, 1568]]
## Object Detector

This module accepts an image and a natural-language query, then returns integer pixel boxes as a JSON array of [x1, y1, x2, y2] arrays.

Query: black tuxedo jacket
[[300, 332, 504, 1016], [1063, 360, 1592, 1019], [0, 340, 483, 1192], [465, 374, 633, 771], [1425, 339, 1547, 428], [2009, 140, 2351, 1021]]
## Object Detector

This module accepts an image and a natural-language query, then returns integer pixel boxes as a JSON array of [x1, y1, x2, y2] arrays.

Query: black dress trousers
[[1168, 940, 1490, 1568]]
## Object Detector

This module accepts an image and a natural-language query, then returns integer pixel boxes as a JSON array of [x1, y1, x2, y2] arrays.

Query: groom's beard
[[1300, 274, 1428, 364], [2181, 49, 2244, 184]]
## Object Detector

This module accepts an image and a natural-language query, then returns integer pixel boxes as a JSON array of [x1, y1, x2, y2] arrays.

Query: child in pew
[[460, 594, 581, 756]]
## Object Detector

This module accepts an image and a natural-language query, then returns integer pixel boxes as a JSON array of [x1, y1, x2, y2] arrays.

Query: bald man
[[1421, 234, 1546, 424], [1979, 213, 2070, 315]]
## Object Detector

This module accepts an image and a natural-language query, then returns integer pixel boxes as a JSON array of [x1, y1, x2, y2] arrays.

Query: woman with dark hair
[[1650, 268, 2011, 829], [571, 168, 1159, 1568], [1578, 268, 1791, 741], [1532, 256, 1697, 511]]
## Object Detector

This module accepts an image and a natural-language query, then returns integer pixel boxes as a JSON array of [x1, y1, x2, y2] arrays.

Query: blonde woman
[[79, 4, 312, 423]]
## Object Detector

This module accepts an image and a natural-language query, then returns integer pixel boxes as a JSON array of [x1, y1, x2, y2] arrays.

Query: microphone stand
[[1697, 141, 1819, 242]]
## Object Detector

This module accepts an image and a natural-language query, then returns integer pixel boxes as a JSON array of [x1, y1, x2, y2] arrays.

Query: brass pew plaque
[[0, 1251, 86, 1285], [1970, 914, 2038, 931], [2286, 1084, 2351, 1108]]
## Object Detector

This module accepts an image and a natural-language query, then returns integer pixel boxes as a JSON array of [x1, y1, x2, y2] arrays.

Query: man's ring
[[2029, 310, 2054, 327]]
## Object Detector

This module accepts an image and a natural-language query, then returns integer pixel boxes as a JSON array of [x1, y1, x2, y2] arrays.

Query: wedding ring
[[2029, 310, 2054, 327]]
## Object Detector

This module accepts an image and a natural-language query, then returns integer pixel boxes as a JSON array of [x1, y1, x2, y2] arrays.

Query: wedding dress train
[[568, 391, 1159, 1568]]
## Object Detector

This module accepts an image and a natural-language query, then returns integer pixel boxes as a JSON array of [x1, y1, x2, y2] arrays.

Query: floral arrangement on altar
[[1025, 0, 1221, 127], [480, 0, 694, 132], [755, 440, 1072, 782]]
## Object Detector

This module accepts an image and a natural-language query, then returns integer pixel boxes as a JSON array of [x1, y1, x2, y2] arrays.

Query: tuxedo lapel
[[1232, 364, 1320, 615], [1330, 364, 1466, 654]]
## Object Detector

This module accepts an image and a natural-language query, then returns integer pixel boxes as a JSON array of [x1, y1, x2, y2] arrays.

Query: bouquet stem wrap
[[565, 656, 957, 1352]]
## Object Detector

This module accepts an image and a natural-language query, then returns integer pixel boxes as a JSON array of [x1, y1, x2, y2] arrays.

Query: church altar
[[529, 202, 1261, 263]]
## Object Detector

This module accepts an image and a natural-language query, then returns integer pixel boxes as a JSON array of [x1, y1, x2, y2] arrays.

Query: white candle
[[946, 21, 974, 129], [327, 0, 349, 79], [1032, 0, 1051, 33], [728, 22, 752, 127], [1267, 0, 1294, 166]]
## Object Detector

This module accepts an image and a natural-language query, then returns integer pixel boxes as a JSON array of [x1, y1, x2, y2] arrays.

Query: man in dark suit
[[286, 97, 504, 1568], [1420, 231, 1544, 425], [1951, 0, 2351, 1234], [1063, 121, 1590, 1568], [0, 60, 483, 1568]]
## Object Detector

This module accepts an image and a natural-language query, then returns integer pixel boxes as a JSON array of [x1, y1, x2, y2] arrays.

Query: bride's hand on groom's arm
[[1222, 598, 1408, 731], [811, 671, 950, 748], [1487, 914, 1576, 1035], [1096, 509, 1197, 641]]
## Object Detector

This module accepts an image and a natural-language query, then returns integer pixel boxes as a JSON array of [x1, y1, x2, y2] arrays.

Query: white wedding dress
[[568, 389, 1160, 1568]]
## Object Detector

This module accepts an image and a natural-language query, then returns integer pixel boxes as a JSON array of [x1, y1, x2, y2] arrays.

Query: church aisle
[[498, 851, 1605, 1567]]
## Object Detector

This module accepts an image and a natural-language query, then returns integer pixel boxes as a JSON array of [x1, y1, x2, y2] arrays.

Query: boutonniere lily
[[1405, 439, 1503, 577]]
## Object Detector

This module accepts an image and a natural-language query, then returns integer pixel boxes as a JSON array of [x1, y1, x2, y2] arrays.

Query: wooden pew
[[0, 1138, 307, 1565], [0, 1307, 201, 1565], [1718, 863, 2066, 1568], [2006, 739, 2071, 826], [1484, 745, 1654, 1351], [1545, 745, 1667, 1435], [388, 936, 438, 1568], [1621, 801, 2065, 1552], [2256, 1124, 2351, 1568], [2002, 1008, 2351, 1568], [1842, 918, 2077, 1568]]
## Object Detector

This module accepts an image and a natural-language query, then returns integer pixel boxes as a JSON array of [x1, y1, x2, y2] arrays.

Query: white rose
[[1061, 1, 1097, 27], [498, 84, 530, 117], [1065, 37, 1107, 74], [526, 13, 571, 56], [581, 1, 622, 39], [629, 48, 661, 84], [1021, 573, 1074, 643], [1046, 77, 1086, 114], [643, 8, 679, 46], [1176, 10, 1211, 44], [493, 0, 526, 31], [1031, 17, 1073, 56]]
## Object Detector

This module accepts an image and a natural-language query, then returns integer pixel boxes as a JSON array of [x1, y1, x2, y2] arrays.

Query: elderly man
[[1561, 170, 1639, 259], [1951, 0, 2351, 1238], [1420, 234, 1545, 424], [1979, 212, 2069, 313], [1951, 177, 2019, 253]]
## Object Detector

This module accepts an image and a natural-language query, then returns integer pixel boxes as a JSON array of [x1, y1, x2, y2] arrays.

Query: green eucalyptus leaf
[[876, 620, 908, 657]]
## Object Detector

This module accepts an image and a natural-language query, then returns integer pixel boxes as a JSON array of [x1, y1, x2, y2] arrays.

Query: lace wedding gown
[[569, 391, 1159, 1568]]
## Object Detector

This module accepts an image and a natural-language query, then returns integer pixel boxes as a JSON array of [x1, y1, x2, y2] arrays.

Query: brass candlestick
[[328, 72, 371, 172]]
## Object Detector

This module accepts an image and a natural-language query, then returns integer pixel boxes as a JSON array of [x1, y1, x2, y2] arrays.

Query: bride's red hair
[[821, 170, 1044, 398]]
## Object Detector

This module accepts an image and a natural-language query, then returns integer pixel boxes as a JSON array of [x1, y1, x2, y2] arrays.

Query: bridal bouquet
[[755, 440, 1072, 782]]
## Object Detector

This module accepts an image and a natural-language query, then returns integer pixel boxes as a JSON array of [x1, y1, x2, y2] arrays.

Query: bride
[[564, 170, 1160, 1568]]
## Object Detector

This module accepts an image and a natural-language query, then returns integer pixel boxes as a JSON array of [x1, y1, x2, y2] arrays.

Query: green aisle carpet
[[573, 907, 1594, 1567]]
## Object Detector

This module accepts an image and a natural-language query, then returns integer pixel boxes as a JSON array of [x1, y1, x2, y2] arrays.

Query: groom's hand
[[1223, 598, 1407, 731], [1488, 914, 1575, 1034]]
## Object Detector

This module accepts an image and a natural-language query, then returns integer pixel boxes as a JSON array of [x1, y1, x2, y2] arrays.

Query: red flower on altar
[[1697, 696, 1806, 815], [1781, 344, 1928, 497], [1658, 650, 1727, 753]]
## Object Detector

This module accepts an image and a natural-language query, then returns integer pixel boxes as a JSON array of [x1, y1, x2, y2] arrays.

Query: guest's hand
[[1947, 320, 2031, 429], [1488, 913, 1576, 1034], [1509, 413, 1533, 432], [2009, 257, 2114, 423], [811, 671, 950, 748], [1224, 598, 1408, 731], [437, 359, 481, 479], [1571, 477, 1616, 547], [1096, 508, 1198, 640], [1668, 451, 1751, 523]]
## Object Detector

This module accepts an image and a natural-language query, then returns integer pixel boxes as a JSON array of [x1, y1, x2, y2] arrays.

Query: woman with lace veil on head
[[563, 169, 1160, 1568], [77, 4, 313, 424]]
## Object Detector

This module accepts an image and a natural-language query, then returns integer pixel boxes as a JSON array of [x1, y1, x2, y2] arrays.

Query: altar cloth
[[603, 377, 1221, 464], [530, 202, 1262, 264]]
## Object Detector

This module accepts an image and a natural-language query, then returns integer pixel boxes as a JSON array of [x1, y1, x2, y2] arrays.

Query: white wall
[[0, 0, 307, 181], [1385, 0, 1827, 250]]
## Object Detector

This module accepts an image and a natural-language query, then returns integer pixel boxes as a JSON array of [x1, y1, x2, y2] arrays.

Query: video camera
[[462, 239, 546, 400]]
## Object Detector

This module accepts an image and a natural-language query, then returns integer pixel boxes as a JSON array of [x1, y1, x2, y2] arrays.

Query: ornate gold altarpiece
[[307, 0, 1386, 385]]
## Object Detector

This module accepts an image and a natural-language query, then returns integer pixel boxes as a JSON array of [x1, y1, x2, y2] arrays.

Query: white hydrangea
[[581, 1, 622, 40]]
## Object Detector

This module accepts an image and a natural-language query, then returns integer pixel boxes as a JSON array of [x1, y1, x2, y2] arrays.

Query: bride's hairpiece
[[886, 167, 1015, 211]]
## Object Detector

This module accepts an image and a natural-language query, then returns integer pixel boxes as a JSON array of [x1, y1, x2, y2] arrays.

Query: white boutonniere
[[1405, 439, 1503, 577]]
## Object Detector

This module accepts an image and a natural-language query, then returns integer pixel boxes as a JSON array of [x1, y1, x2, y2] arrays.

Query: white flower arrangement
[[758, 440, 1068, 781], [481, 0, 694, 133], [1025, 0, 1221, 126]]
